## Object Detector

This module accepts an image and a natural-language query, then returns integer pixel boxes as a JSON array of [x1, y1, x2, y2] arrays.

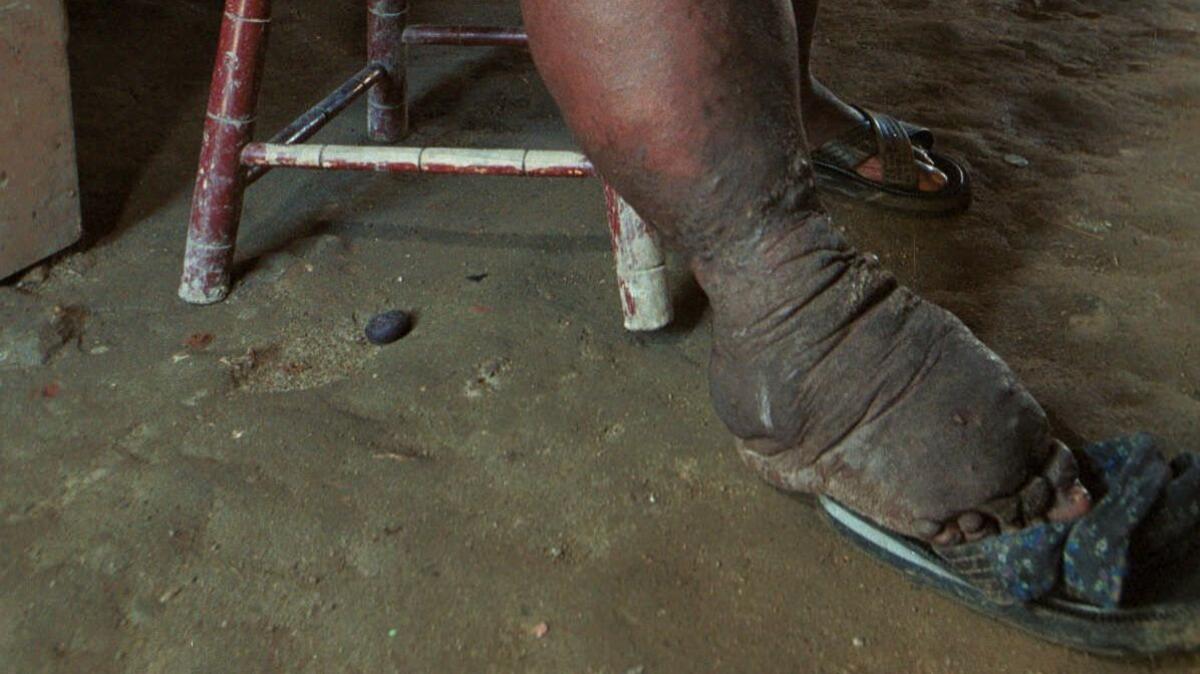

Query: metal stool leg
[[604, 184, 673, 331], [367, 0, 408, 142], [179, 0, 272, 304]]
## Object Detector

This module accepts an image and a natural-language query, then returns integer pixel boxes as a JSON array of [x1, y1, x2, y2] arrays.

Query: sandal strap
[[811, 107, 926, 191], [869, 110, 920, 190], [811, 118, 875, 170]]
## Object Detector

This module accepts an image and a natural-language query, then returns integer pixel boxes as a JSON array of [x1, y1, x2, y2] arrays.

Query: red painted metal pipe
[[245, 65, 386, 185], [401, 25, 529, 48], [241, 143, 596, 178], [367, 0, 408, 142], [180, 0, 271, 305]]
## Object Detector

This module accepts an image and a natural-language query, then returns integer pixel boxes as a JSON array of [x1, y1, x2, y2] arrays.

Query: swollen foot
[[696, 210, 1089, 544]]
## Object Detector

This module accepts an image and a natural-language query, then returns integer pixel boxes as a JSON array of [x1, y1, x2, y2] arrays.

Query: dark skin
[[518, 0, 1091, 544]]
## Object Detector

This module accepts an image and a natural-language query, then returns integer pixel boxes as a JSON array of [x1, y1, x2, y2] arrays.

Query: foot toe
[[918, 160, 948, 192], [1043, 440, 1080, 489], [1019, 476, 1054, 520], [1040, 439, 1094, 523], [958, 510, 985, 534], [932, 522, 965, 546], [1047, 483, 1093, 522], [957, 511, 998, 542], [913, 518, 945, 539], [854, 155, 948, 193]]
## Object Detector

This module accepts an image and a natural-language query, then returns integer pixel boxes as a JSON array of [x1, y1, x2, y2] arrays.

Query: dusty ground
[[2, 0, 1199, 671]]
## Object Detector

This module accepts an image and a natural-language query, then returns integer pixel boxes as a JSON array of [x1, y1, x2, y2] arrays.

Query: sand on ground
[[2, 0, 1199, 671]]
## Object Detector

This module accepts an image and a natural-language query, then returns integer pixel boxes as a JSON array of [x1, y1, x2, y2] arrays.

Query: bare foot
[[522, 0, 1072, 558], [701, 213, 1092, 547]]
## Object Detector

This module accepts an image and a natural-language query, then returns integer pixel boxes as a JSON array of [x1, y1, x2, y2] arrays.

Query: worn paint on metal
[[180, 0, 272, 305], [420, 147, 526, 175], [402, 25, 528, 48], [367, 0, 408, 141], [245, 64, 385, 184], [524, 150, 595, 177], [603, 184, 672, 331], [241, 144, 597, 178]]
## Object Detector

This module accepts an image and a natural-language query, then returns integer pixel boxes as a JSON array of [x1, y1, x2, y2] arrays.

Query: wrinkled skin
[[520, 0, 1088, 542]]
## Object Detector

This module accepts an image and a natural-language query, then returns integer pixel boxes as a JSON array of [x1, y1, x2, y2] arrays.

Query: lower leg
[[788, 0, 947, 191], [790, 0, 852, 143], [520, 0, 1086, 541], [522, 1, 810, 250]]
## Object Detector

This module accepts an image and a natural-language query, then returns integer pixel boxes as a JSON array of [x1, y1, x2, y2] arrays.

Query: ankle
[[798, 69, 818, 99], [695, 213, 891, 451], [691, 210, 854, 330], [797, 78, 864, 146]]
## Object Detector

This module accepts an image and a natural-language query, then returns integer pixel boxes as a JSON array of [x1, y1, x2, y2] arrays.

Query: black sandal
[[812, 106, 971, 215]]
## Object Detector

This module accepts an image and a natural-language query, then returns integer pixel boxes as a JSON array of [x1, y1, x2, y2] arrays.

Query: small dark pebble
[[365, 310, 413, 345]]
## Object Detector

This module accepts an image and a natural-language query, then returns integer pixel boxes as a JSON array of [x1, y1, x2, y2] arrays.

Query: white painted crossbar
[[241, 143, 597, 178], [239, 142, 674, 332]]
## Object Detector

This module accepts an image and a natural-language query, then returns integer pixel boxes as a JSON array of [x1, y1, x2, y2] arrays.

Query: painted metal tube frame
[[181, 3, 671, 331]]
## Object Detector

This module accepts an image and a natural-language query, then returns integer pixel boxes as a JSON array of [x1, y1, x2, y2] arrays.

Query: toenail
[[913, 518, 943, 539], [958, 511, 985, 533], [1043, 442, 1079, 487], [1020, 477, 1052, 519], [933, 528, 964, 547]]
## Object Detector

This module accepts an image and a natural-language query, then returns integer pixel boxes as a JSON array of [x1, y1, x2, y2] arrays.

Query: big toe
[[916, 151, 948, 192]]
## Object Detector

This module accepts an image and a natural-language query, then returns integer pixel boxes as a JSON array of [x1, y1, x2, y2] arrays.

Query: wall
[[0, 0, 82, 280]]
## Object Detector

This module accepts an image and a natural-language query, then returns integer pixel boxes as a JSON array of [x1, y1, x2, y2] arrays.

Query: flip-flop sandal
[[812, 106, 971, 215], [818, 434, 1200, 656]]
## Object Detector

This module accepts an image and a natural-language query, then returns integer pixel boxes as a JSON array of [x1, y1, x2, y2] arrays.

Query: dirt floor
[[2, 0, 1199, 671]]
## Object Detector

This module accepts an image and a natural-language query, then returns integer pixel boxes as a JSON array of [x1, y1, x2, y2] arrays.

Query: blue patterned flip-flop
[[820, 434, 1200, 656]]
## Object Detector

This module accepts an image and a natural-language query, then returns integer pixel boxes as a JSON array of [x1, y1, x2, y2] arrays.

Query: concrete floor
[[2, 0, 1199, 671]]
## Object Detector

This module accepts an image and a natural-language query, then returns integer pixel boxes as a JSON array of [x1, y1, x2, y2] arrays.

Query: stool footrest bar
[[241, 143, 596, 177], [402, 25, 528, 47], [245, 65, 388, 184]]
